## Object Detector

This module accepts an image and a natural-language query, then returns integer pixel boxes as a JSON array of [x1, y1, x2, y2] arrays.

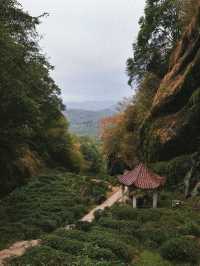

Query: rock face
[[140, 7, 200, 190], [141, 8, 200, 163]]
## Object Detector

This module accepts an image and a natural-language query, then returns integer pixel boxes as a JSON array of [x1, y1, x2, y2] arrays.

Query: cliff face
[[140, 7, 200, 191]]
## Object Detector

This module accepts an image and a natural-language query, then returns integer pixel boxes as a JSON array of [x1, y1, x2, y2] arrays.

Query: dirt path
[[0, 187, 122, 265], [81, 187, 122, 222], [0, 240, 40, 265]]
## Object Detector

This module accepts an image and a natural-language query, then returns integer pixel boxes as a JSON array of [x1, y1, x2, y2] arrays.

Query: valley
[[0, 0, 200, 265], [64, 106, 115, 137]]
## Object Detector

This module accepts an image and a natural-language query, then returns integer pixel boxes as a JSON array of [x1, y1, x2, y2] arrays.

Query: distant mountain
[[65, 101, 117, 111], [64, 107, 115, 137]]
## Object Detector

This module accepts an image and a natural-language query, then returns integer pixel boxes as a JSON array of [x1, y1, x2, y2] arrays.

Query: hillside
[[8, 197, 200, 266], [140, 6, 200, 194], [0, 171, 109, 250], [64, 108, 115, 137], [65, 101, 116, 111]]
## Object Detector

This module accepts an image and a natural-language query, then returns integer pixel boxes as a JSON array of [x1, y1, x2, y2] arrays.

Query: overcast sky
[[20, 0, 145, 103]]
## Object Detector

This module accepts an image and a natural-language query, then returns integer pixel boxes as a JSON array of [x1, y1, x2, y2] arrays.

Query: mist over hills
[[65, 100, 117, 111], [64, 101, 117, 137]]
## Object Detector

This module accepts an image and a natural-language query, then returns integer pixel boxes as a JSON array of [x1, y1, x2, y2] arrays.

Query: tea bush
[[136, 251, 172, 266], [87, 229, 138, 262], [54, 228, 88, 241], [0, 171, 108, 249], [160, 237, 200, 264], [7, 195, 200, 266]]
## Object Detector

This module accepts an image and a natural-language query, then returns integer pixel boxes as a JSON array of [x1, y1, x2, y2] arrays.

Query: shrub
[[69, 205, 87, 219], [84, 245, 117, 261], [72, 256, 122, 266], [178, 221, 200, 237], [76, 221, 92, 232], [134, 209, 162, 223], [87, 230, 137, 262], [98, 217, 140, 235], [35, 219, 58, 232], [136, 251, 172, 266], [54, 229, 88, 241], [111, 205, 137, 220], [160, 237, 200, 264], [136, 227, 170, 248], [43, 235, 85, 255], [94, 209, 104, 221]]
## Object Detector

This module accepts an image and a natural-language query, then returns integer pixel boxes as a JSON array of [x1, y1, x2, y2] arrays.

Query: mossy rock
[[140, 87, 200, 163], [151, 154, 192, 188]]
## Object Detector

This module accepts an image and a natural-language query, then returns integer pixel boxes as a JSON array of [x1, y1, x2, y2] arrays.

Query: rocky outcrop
[[140, 7, 200, 191]]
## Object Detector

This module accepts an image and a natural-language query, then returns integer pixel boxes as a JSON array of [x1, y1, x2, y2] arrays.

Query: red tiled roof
[[118, 163, 166, 189]]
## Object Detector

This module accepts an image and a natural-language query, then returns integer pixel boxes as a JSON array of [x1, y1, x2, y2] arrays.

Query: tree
[[127, 0, 182, 85], [179, 0, 200, 27], [101, 73, 160, 175], [80, 137, 105, 174], [0, 0, 82, 195], [100, 114, 129, 175]]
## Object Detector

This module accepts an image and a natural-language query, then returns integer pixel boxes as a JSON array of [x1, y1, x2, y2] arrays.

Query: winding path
[[0, 240, 41, 266], [0, 187, 122, 265], [81, 187, 122, 222]]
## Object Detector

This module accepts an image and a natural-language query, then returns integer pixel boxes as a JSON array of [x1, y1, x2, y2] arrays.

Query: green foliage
[[0, 1, 60, 141], [101, 72, 161, 175], [8, 195, 200, 266], [0, 0, 85, 195], [80, 136, 105, 174], [110, 204, 136, 220], [152, 154, 192, 188], [54, 228, 87, 240], [98, 217, 140, 234], [87, 229, 138, 262], [180, 222, 200, 237], [41, 115, 84, 173], [0, 171, 108, 249], [43, 235, 85, 254], [122, 1, 200, 184], [136, 251, 173, 266], [140, 85, 200, 165], [127, 0, 182, 84], [160, 237, 200, 264]]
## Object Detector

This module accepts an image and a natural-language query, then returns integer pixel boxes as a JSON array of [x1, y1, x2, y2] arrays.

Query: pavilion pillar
[[122, 185, 125, 203], [153, 191, 158, 208], [133, 195, 137, 208]]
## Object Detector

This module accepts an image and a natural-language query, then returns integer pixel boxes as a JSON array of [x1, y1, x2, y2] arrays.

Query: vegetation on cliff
[[101, 0, 200, 195]]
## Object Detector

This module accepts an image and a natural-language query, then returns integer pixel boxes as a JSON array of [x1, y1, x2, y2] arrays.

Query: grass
[[8, 192, 200, 266], [0, 170, 109, 250], [136, 251, 173, 266]]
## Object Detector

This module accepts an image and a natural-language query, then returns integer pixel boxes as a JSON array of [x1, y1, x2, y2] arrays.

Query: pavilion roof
[[118, 163, 166, 189]]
